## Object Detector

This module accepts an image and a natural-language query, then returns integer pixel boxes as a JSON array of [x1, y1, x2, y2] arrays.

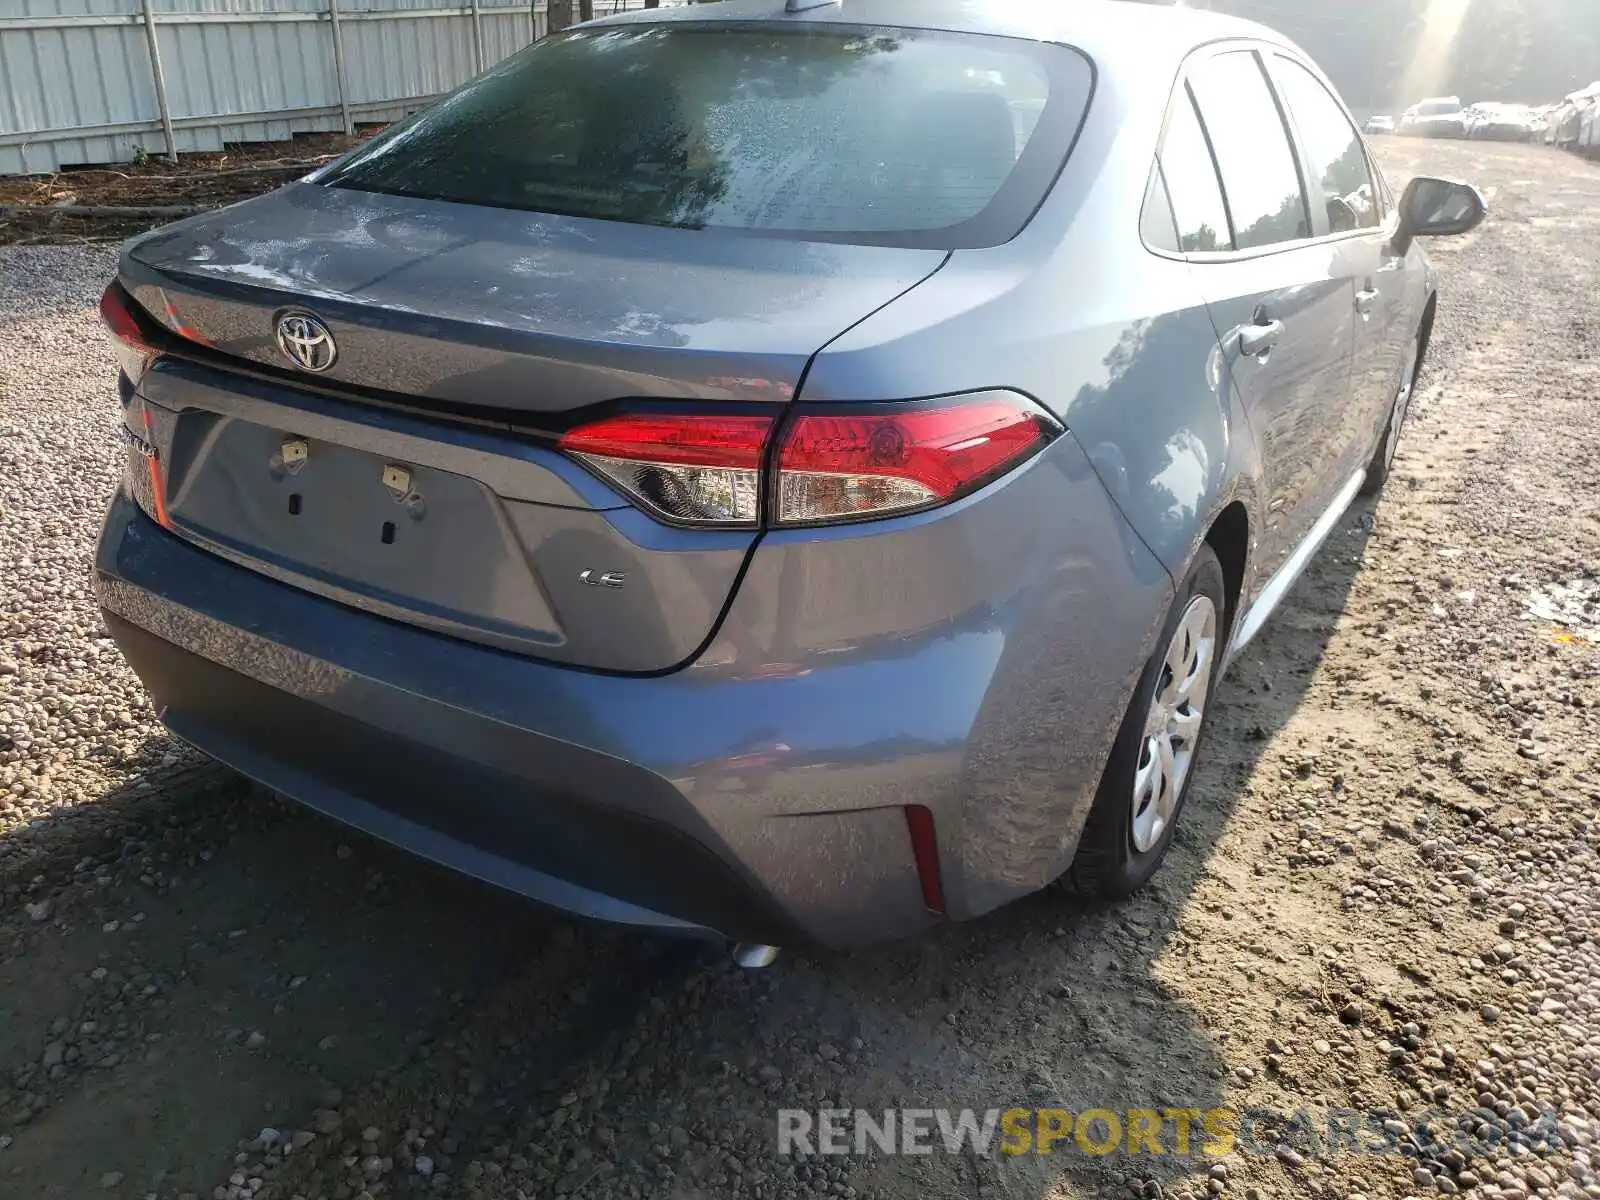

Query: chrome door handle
[[1239, 319, 1284, 358]]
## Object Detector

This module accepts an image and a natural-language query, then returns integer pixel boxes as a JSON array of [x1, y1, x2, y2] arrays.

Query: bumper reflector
[[904, 805, 945, 914]]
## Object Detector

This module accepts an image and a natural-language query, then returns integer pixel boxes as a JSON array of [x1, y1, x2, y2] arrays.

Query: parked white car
[[1400, 97, 1467, 138]]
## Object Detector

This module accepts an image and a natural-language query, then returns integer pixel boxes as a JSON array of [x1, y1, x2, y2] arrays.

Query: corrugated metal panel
[[13, 2, 139, 16], [1, 4, 154, 174], [340, 10, 476, 106], [0, 0, 663, 175], [481, 9, 538, 64], [159, 15, 338, 116]]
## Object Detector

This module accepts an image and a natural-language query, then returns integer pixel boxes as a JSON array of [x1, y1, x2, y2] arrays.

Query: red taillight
[[558, 412, 774, 526], [557, 392, 1055, 529], [904, 805, 945, 913], [101, 283, 173, 526], [776, 392, 1054, 526], [99, 283, 158, 380], [559, 412, 772, 469], [140, 404, 172, 529]]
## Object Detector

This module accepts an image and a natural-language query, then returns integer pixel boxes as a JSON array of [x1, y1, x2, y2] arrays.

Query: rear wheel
[[1066, 546, 1227, 898], [1361, 335, 1421, 496]]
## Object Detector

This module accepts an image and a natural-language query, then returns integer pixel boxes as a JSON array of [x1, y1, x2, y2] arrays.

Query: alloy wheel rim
[[1131, 594, 1217, 854], [1385, 339, 1421, 472]]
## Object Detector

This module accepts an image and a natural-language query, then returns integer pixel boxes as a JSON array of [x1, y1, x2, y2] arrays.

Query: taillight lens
[[775, 392, 1057, 525], [558, 392, 1056, 529], [558, 412, 774, 526], [99, 282, 159, 381]]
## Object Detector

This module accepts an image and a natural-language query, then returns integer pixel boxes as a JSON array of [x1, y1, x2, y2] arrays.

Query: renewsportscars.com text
[[777, 1106, 1565, 1159]]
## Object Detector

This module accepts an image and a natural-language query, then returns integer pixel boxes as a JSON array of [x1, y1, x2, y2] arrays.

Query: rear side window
[[1158, 88, 1232, 253], [1186, 51, 1310, 250], [1140, 163, 1181, 252], [321, 24, 1094, 250], [1270, 56, 1380, 232]]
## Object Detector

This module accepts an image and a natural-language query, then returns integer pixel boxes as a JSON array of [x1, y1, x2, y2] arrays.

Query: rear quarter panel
[[805, 49, 1253, 598], [789, 57, 1260, 907], [702, 433, 1174, 916]]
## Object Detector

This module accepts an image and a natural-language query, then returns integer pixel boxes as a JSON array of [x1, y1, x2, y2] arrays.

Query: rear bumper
[[103, 611, 775, 941], [101, 494, 877, 945], [97, 429, 1171, 947]]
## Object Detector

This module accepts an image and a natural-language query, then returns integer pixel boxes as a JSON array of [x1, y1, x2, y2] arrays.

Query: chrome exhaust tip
[[732, 942, 781, 969]]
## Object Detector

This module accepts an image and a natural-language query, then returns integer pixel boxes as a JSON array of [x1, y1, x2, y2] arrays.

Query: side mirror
[[1396, 176, 1487, 251]]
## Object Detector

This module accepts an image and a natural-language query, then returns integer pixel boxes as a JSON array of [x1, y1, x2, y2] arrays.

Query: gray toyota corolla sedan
[[94, 0, 1485, 949]]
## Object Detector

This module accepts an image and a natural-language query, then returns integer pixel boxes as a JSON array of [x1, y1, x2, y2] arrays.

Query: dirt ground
[[2, 137, 1599, 1200], [0, 134, 369, 245]]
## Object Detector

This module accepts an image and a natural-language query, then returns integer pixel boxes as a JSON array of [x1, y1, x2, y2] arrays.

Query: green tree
[[1450, 0, 1532, 100]]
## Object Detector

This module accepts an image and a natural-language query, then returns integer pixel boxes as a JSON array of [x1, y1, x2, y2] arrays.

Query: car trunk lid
[[122, 183, 946, 412], [118, 184, 947, 672]]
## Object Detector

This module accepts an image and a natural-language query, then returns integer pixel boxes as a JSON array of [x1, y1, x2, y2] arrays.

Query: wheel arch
[[1203, 500, 1250, 638], [1416, 290, 1439, 381]]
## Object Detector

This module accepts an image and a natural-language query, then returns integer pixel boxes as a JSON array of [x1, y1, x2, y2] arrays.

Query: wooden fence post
[[328, 0, 355, 136], [138, 0, 178, 163]]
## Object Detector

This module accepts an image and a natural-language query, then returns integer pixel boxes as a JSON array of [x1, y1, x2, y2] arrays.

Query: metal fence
[[0, 0, 660, 175]]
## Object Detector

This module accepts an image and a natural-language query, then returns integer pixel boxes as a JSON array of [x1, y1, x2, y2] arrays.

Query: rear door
[[1267, 52, 1413, 488], [1165, 47, 1356, 581]]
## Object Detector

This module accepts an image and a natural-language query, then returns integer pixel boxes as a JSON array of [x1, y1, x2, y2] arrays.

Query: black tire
[[1066, 546, 1228, 899], [1361, 334, 1422, 497]]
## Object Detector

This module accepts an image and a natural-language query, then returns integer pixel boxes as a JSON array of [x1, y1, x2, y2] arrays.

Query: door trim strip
[[1226, 468, 1365, 662]]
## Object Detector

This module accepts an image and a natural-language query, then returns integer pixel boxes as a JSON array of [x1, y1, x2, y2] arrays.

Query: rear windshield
[[321, 23, 1093, 249], [1418, 99, 1461, 115]]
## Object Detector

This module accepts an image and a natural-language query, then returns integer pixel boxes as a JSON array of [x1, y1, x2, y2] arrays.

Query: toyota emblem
[[275, 311, 337, 373]]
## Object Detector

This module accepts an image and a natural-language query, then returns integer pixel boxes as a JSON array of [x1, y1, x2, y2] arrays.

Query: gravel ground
[[1, 138, 1598, 1200]]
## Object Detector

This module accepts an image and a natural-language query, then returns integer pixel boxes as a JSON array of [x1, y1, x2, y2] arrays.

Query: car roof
[[589, 0, 1293, 74]]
